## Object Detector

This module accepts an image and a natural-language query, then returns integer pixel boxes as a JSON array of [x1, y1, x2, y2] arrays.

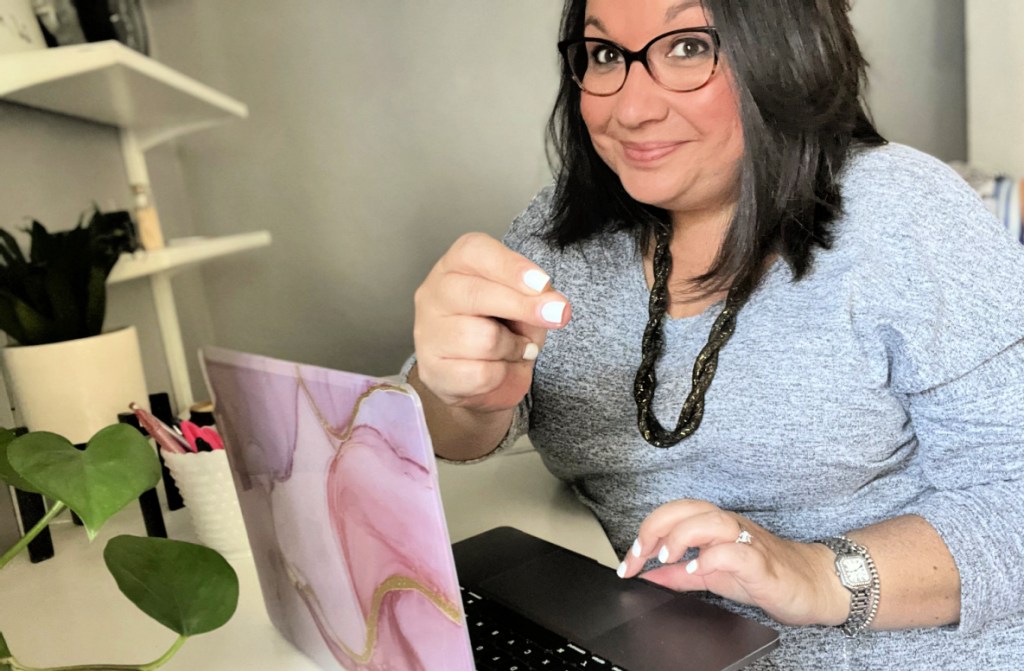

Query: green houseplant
[[0, 207, 149, 447], [0, 424, 240, 671], [0, 208, 136, 346]]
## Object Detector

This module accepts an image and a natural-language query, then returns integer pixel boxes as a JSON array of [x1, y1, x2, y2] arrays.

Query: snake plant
[[0, 208, 136, 346]]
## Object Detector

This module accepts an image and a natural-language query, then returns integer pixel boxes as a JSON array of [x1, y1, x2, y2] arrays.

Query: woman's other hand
[[618, 500, 849, 627], [413, 232, 571, 414]]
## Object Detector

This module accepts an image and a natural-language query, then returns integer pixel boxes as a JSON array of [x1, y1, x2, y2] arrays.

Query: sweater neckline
[[630, 252, 787, 328]]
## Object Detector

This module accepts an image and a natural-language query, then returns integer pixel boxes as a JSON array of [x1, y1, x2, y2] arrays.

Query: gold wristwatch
[[816, 535, 880, 636]]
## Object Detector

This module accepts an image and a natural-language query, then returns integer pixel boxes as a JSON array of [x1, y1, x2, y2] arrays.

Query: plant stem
[[4, 635, 189, 671], [139, 636, 188, 671], [0, 502, 66, 569]]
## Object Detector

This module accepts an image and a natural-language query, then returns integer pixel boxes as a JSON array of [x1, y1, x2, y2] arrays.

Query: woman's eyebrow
[[583, 16, 608, 33]]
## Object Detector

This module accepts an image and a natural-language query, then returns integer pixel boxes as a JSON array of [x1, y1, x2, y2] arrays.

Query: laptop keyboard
[[461, 586, 627, 671]]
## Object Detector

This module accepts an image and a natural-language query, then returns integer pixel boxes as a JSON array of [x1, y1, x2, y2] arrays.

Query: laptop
[[201, 347, 779, 671]]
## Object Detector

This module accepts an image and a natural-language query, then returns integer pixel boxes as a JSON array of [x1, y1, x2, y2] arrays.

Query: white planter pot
[[2, 326, 149, 445]]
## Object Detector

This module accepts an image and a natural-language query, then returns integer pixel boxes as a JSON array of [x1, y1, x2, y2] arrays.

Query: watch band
[[816, 535, 880, 636]]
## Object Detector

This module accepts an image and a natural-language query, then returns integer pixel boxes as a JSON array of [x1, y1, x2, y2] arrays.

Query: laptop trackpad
[[478, 549, 673, 642]]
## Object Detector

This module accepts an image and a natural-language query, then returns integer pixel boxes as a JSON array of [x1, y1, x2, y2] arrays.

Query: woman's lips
[[621, 141, 686, 164]]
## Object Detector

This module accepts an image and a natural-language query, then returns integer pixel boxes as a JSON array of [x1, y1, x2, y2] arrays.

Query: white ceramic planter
[[2, 326, 150, 445]]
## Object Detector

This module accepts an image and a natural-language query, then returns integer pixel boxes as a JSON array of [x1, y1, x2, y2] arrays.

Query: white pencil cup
[[161, 449, 250, 558]]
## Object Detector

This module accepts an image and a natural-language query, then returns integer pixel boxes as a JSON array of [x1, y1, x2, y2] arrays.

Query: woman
[[410, 0, 1024, 667]]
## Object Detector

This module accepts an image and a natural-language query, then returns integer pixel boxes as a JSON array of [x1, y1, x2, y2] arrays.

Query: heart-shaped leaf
[[8, 425, 160, 539], [104, 535, 239, 636], [0, 428, 39, 493]]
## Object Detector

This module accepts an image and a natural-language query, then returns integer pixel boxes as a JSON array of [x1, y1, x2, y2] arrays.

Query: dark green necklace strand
[[633, 226, 745, 448]]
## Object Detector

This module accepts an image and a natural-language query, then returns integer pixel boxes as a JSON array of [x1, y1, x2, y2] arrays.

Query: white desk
[[0, 449, 615, 670]]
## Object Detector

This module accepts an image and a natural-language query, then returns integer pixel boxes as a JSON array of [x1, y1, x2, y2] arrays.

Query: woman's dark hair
[[546, 0, 886, 297]]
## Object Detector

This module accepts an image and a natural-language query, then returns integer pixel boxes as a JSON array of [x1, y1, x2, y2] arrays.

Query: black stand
[[14, 488, 54, 563], [9, 428, 54, 562], [118, 412, 167, 538], [150, 392, 184, 510], [137, 488, 167, 537]]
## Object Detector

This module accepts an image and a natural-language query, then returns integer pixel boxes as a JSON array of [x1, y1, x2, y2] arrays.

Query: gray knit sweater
[[502, 144, 1024, 669]]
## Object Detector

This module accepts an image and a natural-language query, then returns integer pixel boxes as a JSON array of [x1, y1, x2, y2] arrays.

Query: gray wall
[[851, 0, 967, 161], [965, 0, 1024, 175], [142, 1, 563, 378]]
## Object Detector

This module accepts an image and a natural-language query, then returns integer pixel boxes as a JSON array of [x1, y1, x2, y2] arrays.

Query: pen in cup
[[129, 402, 190, 454]]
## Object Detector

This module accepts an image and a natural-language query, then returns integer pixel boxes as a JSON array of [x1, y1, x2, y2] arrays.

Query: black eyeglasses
[[558, 27, 720, 97]]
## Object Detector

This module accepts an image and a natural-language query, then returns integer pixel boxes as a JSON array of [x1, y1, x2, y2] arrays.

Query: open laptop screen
[[202, 347, 474, 671]]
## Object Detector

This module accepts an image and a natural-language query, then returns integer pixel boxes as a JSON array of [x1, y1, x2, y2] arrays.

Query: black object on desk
[[188, 401, 216, 427], [149, 393, 184, 511], [10, 427, 55, 563], [14, 489, 54, 563], [118, 412, 167, 538]]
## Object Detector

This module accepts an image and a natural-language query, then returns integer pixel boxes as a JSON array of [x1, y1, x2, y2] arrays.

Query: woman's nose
[[613, 62, 670, 128]]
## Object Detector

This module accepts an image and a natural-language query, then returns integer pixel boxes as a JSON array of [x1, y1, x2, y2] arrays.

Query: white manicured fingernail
[[523, 269, 550, 293], [631, 538, 642, 558], [616, 561, 627, 579], [658, 545, 670, 563], [685, 559, 698, 574], [522, 342, 539, 361], [541, 301, 566, 324]]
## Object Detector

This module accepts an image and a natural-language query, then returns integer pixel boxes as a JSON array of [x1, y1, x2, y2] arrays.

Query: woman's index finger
[[444, 232, 551, 295]]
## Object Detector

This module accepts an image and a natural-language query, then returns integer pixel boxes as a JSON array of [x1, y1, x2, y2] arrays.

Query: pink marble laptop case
[[202, 347, 474, 671]]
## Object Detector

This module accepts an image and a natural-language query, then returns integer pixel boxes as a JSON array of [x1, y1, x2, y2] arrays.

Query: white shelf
[[108, 232, 272, 284], [0, 41, 248, 149], [0, 40, 258, 415]]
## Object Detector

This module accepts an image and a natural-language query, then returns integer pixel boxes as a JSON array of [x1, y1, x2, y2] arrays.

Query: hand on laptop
[[616, 499, 848, 628], [413, 232, 571, 413]]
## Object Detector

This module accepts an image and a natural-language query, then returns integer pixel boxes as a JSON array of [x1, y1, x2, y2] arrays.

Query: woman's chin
[[619, 182, 680, 211]]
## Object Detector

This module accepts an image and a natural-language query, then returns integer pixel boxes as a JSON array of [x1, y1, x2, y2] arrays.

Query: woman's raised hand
[[413, 233, 571, 414]]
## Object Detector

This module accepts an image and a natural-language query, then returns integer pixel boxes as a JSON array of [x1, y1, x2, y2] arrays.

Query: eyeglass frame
[[558, 26, 721, 97]]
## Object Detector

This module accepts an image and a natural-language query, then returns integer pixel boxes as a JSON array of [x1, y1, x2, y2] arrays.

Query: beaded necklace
[[633, 226, 745, 447]]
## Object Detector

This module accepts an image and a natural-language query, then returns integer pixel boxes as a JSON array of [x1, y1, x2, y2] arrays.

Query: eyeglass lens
[[565, 31, 716, 95]]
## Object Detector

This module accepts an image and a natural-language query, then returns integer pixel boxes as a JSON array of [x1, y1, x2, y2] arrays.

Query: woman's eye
[[668, 37, 710, 59], [591, 45, 622, 66]]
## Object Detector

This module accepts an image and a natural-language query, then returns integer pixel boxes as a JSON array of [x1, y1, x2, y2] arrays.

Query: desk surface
[[0, 449, 615, 670]]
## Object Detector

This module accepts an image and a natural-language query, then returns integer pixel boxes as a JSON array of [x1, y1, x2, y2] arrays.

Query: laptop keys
[[462, 586, 626, 671]]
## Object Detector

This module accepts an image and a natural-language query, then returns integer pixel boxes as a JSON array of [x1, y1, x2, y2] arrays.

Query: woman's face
[[579, 0, 744, 218]]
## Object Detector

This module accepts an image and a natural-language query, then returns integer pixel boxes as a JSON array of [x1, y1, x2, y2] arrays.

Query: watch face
[[837, 555, 871, 588]]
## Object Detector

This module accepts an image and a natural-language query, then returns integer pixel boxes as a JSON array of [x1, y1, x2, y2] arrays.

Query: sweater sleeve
[[845, 146, 1024, 633], [902, 342, 1024, 634]]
